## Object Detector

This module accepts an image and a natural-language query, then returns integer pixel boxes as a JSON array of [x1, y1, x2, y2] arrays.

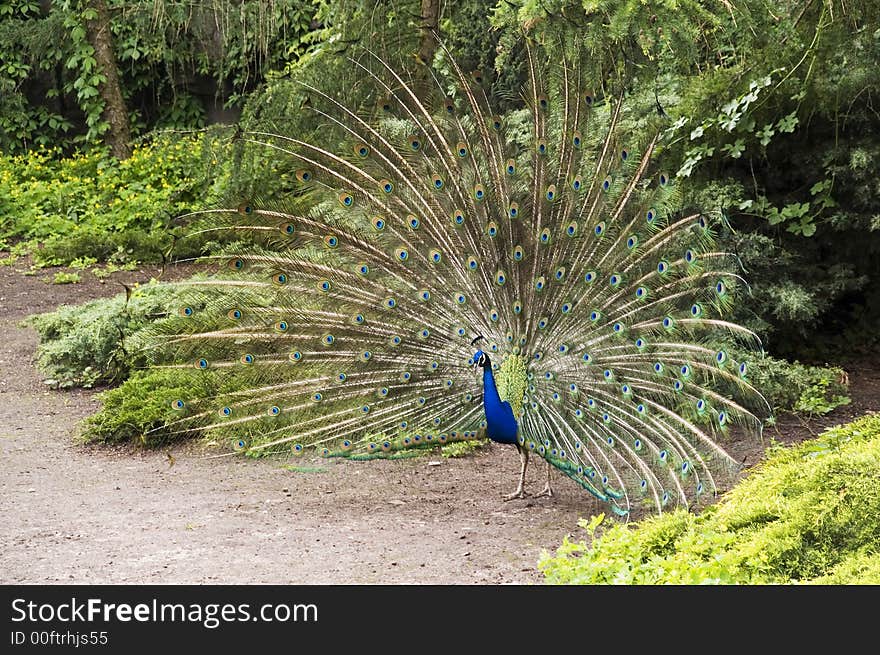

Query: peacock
[[153, 35, 770, 517]]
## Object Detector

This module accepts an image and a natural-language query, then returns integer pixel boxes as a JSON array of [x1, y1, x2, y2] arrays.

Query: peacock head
[[473, 350, 491, 369], [471, 335, 491, 369]]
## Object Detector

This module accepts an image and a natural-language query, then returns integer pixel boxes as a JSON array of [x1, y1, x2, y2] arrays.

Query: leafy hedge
[[0, 133, 226, 266], [539, 412, 880, 584]]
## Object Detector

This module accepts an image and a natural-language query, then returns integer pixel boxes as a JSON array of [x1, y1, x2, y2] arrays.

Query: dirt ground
[[1, 262, 878, 584]]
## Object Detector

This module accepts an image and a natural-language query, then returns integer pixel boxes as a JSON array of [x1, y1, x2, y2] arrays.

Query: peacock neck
[[482, 366, 503, 409], [480, 363, 518, 445]]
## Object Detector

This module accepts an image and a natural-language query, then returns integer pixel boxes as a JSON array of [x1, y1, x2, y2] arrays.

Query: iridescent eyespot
[[505, 159, 516, 175], [407, 215, 420, 230], [179, 306, 193, 317], [716, 350, 728, 364], [318, 280, 331, 292], [456, 141, 468, 157], [512, 300, 523, 314], [195, 358, 208, 369], [495, 270, 506, 285], [379, 179, 394, 194], [338, 193, 354, 207], [491, 116, 502, 130], [539, 228, 551, 244], [715, 280, 728, 296], [487, 222, 498, 237], [467, 256, 478, 271], [418, 289, 431, 301], [657, 260, 669, 274], [535, 276, 546, 291], [354, 143, 370, 158], [572, 131, 582, 148], [646, 208, 656, 223], [589, 310, 601, 321], [268, 405, 281, 415], [537, 139, 547, 155], [685, 249, 697, 264], [228, 258, 244, 270], [357, 263, 370, 275], [272, 273, 287, 285], [385, 297, 397, 309], [538, 94, 548, 109], [408, 135, 421, 151], [594, 222, 606, 237], [662, 316, 675, 329], [659, 172, 670, 187], [635, 286, 648, 299], [566, 221, 578, 236], [545, 185, 557, 201], [473, 184, 485, 200], [430, 249, 442, 264], [395, 247, 409, 262], [452, 210, 464, 225], [454, 292, 466, 305], [290, 350, 303, 361], [295, 169, 312, 182], [571, 176, 583, 191], [602, 176, 612, 191], [513, 245, 524, 261], [352, 313, 365, 324], [609, 274, 622, 287], [389, 335, 402, 346], [432, 174, 444, 190], [322, 334, 335, 346], [275, 321, 289, 332], [237, 203, 254, 215], [372, 217, 386, 231], [690, 303, 703, 317], [171, 399, 185, 410], [626, 235, 639, 249]]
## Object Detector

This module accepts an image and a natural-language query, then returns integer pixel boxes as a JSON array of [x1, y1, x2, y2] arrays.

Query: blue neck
[[481, 366, 518, 444]]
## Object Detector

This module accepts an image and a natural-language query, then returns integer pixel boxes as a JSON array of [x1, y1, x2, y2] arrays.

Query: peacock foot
[[536, 483, 554, 498], [503, 488, 526, 501]]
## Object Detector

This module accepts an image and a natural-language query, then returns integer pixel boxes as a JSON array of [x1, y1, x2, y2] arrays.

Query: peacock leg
[[536, 461, 554, 498], [503, 445, 528, 501]]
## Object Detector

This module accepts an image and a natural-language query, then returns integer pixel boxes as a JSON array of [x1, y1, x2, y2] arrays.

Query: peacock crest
[[151, 36, 770, 517]]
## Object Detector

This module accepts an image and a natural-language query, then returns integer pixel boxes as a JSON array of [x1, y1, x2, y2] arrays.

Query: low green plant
[[81, 367, 222, 446], [539, 412, 880, 585], [28, 280, 188, 388], [0, 133, 228, 266], [50, 271, 80, 284], [747, 353, 850, 415]]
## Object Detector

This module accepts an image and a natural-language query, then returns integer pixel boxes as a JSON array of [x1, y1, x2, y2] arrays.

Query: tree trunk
[[84, 0, 131, 159], [417, 0, 441, 66]]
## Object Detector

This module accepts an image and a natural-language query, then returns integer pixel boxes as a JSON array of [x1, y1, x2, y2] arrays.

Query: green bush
[[29, 280, 189, 388], [539, 412, 880, 584], [747, 354, 850, 416], [0, 133, 227, 265], [80, 367, 222, 446]]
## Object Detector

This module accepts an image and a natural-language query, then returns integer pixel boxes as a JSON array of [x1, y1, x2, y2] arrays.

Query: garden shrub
[[539, 412, 880, 584]]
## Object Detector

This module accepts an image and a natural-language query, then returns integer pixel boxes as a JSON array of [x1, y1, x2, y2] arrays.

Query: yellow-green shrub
[[540, 413, 880, 584]]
